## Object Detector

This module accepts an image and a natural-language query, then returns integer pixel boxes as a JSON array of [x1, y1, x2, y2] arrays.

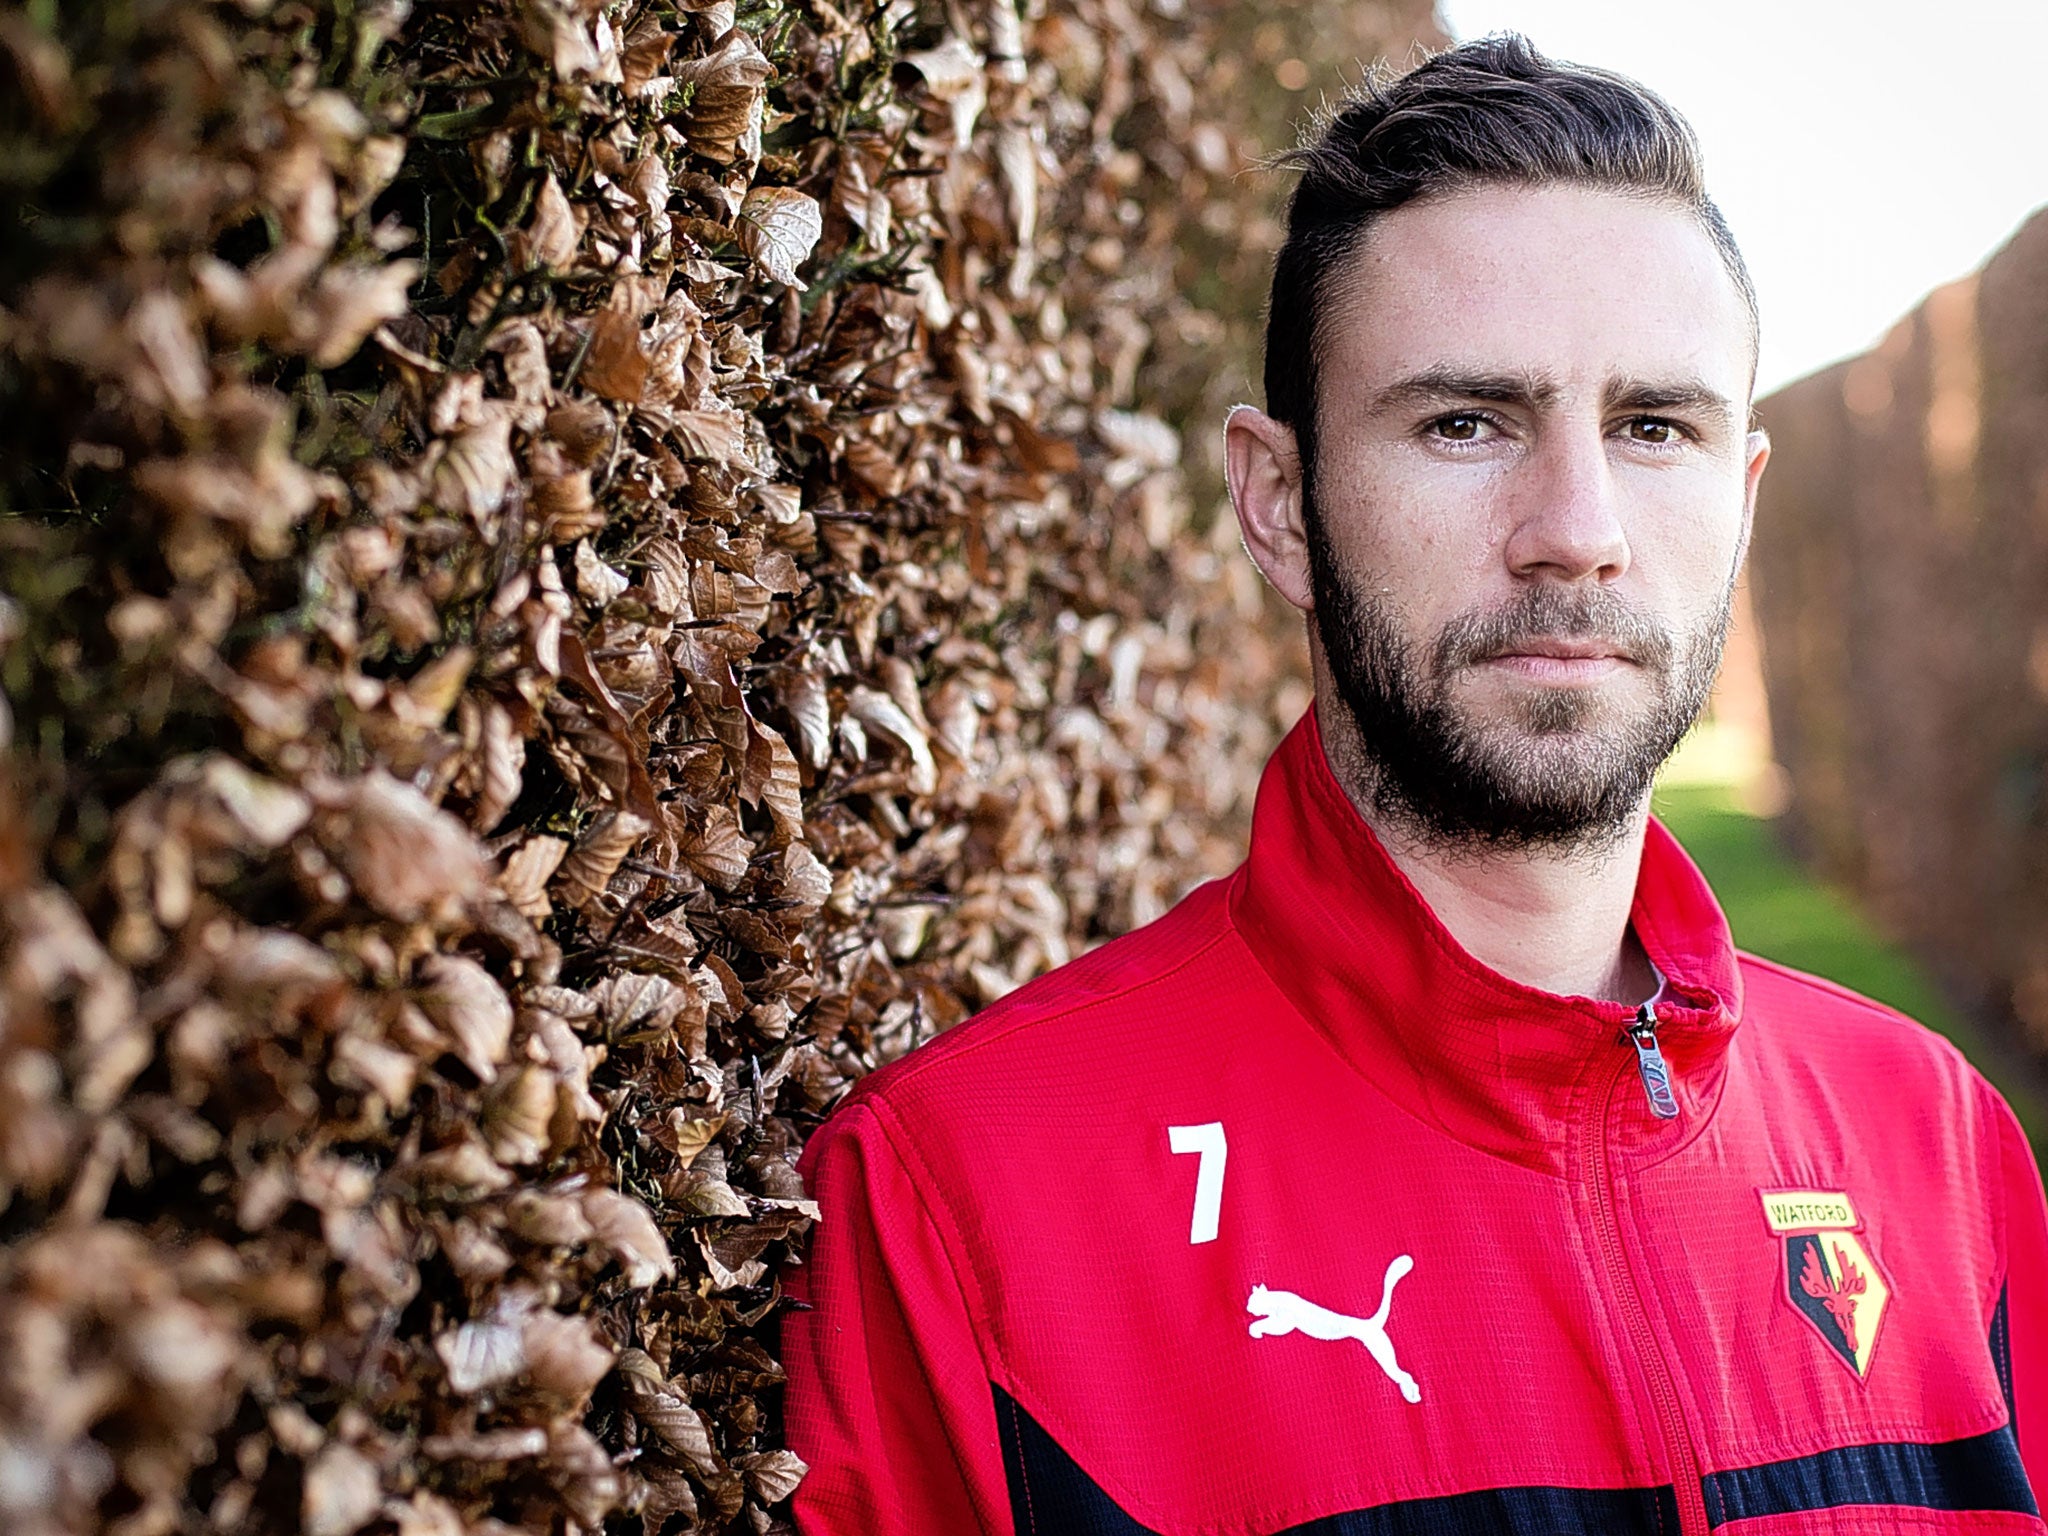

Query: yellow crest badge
[[1760, 1189, 1891, 1381]]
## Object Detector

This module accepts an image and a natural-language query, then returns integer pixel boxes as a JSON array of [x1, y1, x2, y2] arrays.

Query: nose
[[1500, 421, 1631, 583]]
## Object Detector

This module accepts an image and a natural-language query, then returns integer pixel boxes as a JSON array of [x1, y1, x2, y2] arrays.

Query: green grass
[[1653, 781, 2048, 1151]]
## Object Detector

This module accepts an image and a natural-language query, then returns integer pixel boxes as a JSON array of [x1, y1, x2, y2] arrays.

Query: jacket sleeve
[[1993, 1091, 2048, 1490], [782, 1098, 1011, 1536]]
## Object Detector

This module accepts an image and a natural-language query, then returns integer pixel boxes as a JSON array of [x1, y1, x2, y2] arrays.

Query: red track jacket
[[784, 711, 2048, 1534]]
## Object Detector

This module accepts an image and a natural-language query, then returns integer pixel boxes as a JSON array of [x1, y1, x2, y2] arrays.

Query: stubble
[[1305, 514, 1732, 854]]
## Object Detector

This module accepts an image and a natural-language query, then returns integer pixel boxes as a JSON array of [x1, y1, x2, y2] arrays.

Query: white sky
[[1437, 0, 2048, 396]]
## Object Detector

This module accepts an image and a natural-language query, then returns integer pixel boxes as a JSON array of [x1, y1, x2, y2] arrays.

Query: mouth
[[1475, 636, 1638, 684]]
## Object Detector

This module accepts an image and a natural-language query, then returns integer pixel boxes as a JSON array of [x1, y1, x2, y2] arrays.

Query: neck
[[1314, 688, 1658, 1005]]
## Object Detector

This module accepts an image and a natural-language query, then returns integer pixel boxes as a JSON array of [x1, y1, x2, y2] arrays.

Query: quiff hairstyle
[[1264, 34, 1757, 482]]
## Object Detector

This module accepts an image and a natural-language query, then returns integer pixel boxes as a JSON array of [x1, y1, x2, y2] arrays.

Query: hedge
[[0, 1, 1434, 1530]]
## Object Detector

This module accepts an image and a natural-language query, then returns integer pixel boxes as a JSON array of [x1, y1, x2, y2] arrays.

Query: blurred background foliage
[[1656, 779, 2047, 1148], [1745, 207, 2048, 1147]]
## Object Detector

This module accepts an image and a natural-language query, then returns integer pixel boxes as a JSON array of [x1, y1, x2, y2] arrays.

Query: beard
[[1305, 509, 1732, 855]]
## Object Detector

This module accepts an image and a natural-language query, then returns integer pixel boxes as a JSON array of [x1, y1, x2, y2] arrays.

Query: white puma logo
[[1246, 1255, 1421, 1404]]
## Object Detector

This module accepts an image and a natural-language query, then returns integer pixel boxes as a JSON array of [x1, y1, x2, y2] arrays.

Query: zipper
[[1628, 1003, 1681, 1119], [1588, 1005, 1707, 1534]]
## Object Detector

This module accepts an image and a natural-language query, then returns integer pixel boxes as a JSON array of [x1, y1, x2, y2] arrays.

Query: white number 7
[[1167, 1122, 1227, 1244]]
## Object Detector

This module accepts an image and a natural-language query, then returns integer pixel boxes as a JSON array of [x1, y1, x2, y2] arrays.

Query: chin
[[1467, 685, 1636, 739], [1466, 699, 1674, 768]]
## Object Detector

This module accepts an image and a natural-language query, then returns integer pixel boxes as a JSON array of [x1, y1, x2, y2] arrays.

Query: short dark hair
[[1264, 34, 1756, 481]]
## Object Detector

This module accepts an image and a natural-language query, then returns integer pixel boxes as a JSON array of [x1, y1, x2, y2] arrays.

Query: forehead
[[1320, 182, 1756, 400]]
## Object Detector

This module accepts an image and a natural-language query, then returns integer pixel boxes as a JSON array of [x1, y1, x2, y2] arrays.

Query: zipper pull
[[1628, 1003, 1681, 1120]]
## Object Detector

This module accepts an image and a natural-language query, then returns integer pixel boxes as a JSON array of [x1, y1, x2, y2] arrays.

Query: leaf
[[588, 970, 699, 1044], [402, 644, 473, 726], [1096, 408, 1182, 469], [520, 0, 621, 82], [196, 755, 311, 848], [672, 29, 772, 162], [670, 28, 772, 90], [833, 145, 891, 253], [419, 1426, 548, 1462], [416, 953, 514, 1083], [995, 124, 1038, 297], [519, 1307, 615, 1401], [308, 261, 420, 367], [326, 771, 489, 926], [498, 834, 567, 919], [736, 1449, 808, 1504], [577, 306, 651, 403], [779, 843, 832, 916], [677, 804, 751, 890], [737, 187, 822, 290], [432, 414, 517, 522], [626, 1378, 723, 1478], [902, 38, 986, 146], [545, 399, 614, 464], [303, 1443, 383, 1536], [408, 1138, 515, 1197], [758, 728, 803, 844], [662, 1110, 726, 1168], [573, 540, 630, 606], [843, 436, 905, 496], [669, 406, 748, 465], [482, 1064, 555, 1164], [849, 685, 937, 794], [782, 668, 832, 772], [580, 1187, 675, 1288], [621, 20, 676, 96], [517, 173, 586, 270], [927, 677, 983, 763], [474, 700, 527, 833], [437, 1316, 526, 1395], [556, 809, 650, 910]]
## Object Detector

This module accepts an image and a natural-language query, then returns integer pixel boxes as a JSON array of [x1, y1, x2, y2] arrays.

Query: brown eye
[[1627, 418, 1679, 444], [1433, 414, 1484, 441]]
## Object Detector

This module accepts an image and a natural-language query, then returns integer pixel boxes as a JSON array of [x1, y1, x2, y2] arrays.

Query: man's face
[[1282, 182, 1767, 850]]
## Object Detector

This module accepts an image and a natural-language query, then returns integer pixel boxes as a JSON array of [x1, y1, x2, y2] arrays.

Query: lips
[[1483, 636, 1636, 665], [1430, 591, 1677, 680]]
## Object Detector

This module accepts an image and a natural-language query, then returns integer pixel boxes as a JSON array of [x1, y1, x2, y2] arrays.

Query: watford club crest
[[1759, 1189, 1892, 1381]]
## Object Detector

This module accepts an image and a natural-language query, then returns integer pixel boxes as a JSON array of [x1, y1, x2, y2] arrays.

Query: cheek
[[1316, 440, 1508, 581], [1628, 469, 1750, 574], [1620, 472, 1750, 627]]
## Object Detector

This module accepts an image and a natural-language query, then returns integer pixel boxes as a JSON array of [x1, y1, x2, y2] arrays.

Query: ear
[[1737, 424, 1770, 569], [1224, 404, 1315, 612]]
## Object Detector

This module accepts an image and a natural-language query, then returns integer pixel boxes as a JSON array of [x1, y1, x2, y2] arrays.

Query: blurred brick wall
[[1751, 206, 2048, 1043]]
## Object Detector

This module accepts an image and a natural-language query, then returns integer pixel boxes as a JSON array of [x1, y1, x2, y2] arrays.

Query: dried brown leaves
[[0, 0, 1433, 1531]]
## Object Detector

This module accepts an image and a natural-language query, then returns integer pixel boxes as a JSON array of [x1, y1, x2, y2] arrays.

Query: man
[[783, 36, 2048, 1535]]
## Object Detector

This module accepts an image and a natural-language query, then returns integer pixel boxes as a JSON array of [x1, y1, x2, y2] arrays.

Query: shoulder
[[1735, 949, 1999, 1122], [810, 874, 1246, 1144], [1739, 950, 1959, 1057]]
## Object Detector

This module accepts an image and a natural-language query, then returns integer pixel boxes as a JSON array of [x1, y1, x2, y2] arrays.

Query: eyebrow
[[1368, 367, 1559, 415], [1365, 366, 1740, 434], [1603, 376, 1741, 432]]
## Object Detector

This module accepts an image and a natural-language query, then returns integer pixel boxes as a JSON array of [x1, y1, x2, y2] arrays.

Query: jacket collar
[[1228, 708, 1745, 1173]]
